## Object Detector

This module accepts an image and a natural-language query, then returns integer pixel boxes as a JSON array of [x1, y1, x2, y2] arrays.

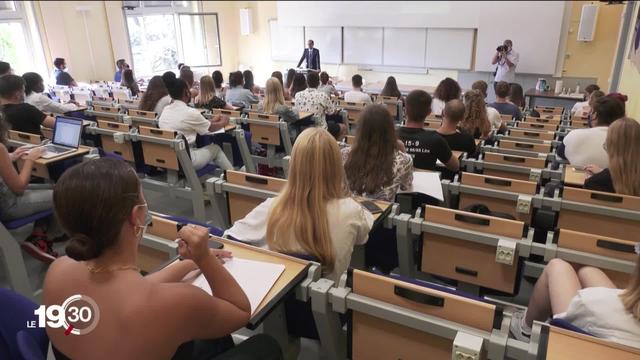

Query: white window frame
[[0, 1, 47, 76]]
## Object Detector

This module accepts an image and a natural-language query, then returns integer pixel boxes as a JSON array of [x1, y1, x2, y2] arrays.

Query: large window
[[0, 1, 47, 76], [124, 1, 222, 77]]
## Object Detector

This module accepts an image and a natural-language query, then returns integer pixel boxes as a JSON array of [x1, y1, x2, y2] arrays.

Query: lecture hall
[[0, 1, 639, 359]]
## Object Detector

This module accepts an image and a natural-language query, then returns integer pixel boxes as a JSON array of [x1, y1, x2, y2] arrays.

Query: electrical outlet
[[516, 195, 532, 214], [496, 239, 517, 265], [452, 332, 482, 360]]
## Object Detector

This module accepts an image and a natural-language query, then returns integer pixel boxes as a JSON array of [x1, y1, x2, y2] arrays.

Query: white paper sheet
[[399, 171, 444, 201], [190, 258, 285, 314]]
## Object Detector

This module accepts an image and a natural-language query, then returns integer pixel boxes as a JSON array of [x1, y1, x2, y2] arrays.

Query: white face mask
[[133, 203, 152, 241]]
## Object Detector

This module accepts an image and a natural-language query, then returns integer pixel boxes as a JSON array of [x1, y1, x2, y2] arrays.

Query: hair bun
[[65, 233, 99, 261]]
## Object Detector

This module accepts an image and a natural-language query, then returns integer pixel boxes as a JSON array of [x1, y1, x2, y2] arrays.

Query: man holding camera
[[491, 39, 519, 89]]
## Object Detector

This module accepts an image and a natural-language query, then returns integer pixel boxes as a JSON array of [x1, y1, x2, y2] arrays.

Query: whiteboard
[[305, 27, 342, 64], [383, 28, 427, 68], [343, 27, 383, 65], [269, 20, 304, 62], [426, 28, 475, 70]]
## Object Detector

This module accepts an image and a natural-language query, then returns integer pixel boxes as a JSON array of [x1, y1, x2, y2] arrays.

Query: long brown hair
[[461, 90, 491, 139], [380, 76, 401, 98], [266, 128, 347, 272], [605, 117, 640, 196], [54, 158, 141, 261], [345, 104, 398, 194], [139, 76, 168, 112]]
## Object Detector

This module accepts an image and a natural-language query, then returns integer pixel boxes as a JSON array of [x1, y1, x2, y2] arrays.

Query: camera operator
[[491, 39, 519, 90]]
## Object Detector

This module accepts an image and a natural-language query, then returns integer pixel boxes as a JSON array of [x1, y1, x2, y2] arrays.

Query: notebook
[[399, 171, 444, 201], [190, 257, 285, 314]]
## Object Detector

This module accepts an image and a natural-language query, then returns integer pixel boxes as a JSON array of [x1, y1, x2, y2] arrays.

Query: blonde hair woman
[[258, 77, 298, 123], [460, 90, 491, 139], [194, 75, 232, 111], [585, 117, 640, 196], [224, 128, 373, 281]]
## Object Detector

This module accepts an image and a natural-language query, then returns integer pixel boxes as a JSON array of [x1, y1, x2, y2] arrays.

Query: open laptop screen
[[53, 116, 82, 148]]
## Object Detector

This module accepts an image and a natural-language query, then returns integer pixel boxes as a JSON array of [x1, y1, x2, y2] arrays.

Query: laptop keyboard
[[46, 145, 72, 154]]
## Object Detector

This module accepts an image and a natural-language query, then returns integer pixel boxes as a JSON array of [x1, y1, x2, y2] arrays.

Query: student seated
[[225, 128, 373, 282], [0, 118, 60, 262], [225, 71, 258, 109], [139, 75, 171, 115], [289, 73, 307, 99], [327, 122, 348, 149], [437, 99, 477, 157], [44, 158, 282, 359], [571, 84, 600, 116], [113, 58, 128, 82], [461, 90, 492, 140], [121, 69, 140, 98], [344, 104, 413, 201], [243, 70, 259, 95], [194, 75, 232, 111], [158, 78, 232, 170], [431, 77, 461, 116], [257, 78, 298, 123], [508, 83, 525, 109], [584, 117, 639, 195], [52, 58, 77, 87], [563, 96, 625, 169], [397, 90, 459, 172], [284, 69, 296, 99], [379, 76, 402, 101], [344, 74, 372, 104], [471, 80, 505, 133], [294, 72, 335, 129], [179, 67, 198, 99], [0, 61, 13, 76], [489, 81, 522, 120], [23, 72, 79, 114], [0, 75, 55, 135], [510, 258, 640, 348], [212, 70, 226, 100], [318, 71, 338, 98]]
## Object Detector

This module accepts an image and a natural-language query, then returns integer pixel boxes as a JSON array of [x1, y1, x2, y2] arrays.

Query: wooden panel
[[352, 311, 455, 360], [558, 229, 636, 262], [562, 187, 640, 211], [248, 112, 279, 122], [483, 169, 532, 182], [118, 99, 140, 108], [459, 193, 530, 223], [546, 326, 640, 360], [423, 120, 441, 129], [250, 124, 281, 145], [558, 210, 639, 243], [141, 143, 179, 170], [421, 233, 519, 293], [139, 126, 176, 139], [461, 172, 537, 195], [484, 152, 546, 169], [98, 120, 130, 131], [212, 109, 241, 118], [137, 244, 171, 274], [524, 115, 562, 123], [226, 170, 286, 193], [18, 160, 49, 179], [563, 166, 586, 187], [128, 109, 157, 119], [425, 205, 524, 239], [94, 105, 119, 113], [426, 114, 443, 121], [8, 130, 41, 144], [500, 114, 512, 122], [509, 129, 555, 141], [499, 139, 551, 153], [517, 122, 558, 131], [146, 215, 179, 240], [101, 136, 134, 162], [229, 193, 264, 223], [352, 270, 496, 332], [534, 106, 563, 115]]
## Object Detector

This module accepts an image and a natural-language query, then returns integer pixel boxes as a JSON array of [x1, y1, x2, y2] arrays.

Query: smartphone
[[176, 223, 224, 249], [359, 200, 383, 214]]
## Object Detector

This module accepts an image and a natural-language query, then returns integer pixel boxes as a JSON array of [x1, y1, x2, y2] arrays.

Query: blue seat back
[[0, 288, 48, 359]]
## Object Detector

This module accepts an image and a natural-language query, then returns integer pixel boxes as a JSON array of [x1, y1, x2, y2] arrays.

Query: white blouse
[[25, 92, 77, 114], [224, 197, 374, 282]]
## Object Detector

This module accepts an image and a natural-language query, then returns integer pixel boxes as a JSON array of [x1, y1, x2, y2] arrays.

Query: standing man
[[297, 39, 320, 71], [53, 58, 78, 87], [114, 59, 129, 82], [491, 39, 519, 91]]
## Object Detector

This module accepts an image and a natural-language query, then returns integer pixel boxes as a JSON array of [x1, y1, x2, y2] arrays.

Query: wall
[[200, 1, 240, 79], [35, 1, 115, 82], [617, 1, 640, 120], [561, 2, 624, 91]]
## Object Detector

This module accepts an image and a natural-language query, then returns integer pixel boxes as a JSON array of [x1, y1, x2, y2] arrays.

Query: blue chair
[[549, 318, 593, 336], [0, 288, 48, 360], [0, 209, 53, 299]]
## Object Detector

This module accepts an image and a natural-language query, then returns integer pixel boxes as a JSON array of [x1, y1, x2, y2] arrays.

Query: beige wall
[[618, 1, 640, 120], [561, 2, 624, 91]]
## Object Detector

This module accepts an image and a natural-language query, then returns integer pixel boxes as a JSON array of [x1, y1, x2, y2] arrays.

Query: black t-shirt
[[439, 131, 477, 157], [584, 168, 615, 194], [2, 103, 47, 135], [397, 127, 453, 170], [55, 70, 74, 86]]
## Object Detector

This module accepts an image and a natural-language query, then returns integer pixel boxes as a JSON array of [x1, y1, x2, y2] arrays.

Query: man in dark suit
[[297, 40, 320, 71]]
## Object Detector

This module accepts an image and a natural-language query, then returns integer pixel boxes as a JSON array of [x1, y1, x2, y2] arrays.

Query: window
[[0, 1, 47, 76], [124, 1, 222, 77]]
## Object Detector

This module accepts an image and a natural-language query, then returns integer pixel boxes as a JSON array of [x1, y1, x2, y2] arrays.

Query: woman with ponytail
[[43, 158, 282, 359]]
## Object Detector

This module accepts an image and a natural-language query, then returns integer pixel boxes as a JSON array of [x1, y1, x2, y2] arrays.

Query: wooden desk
[[525, 89, 583, 111], [18, 146, 91, 179], [224, 124, 237, 132], [564, 166, 586, 187], [354, 197, 393, 225], [298, 112, 313, 120]]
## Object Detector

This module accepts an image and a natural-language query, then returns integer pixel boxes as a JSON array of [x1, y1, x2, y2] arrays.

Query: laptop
[[40, 116, 83, 159]]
